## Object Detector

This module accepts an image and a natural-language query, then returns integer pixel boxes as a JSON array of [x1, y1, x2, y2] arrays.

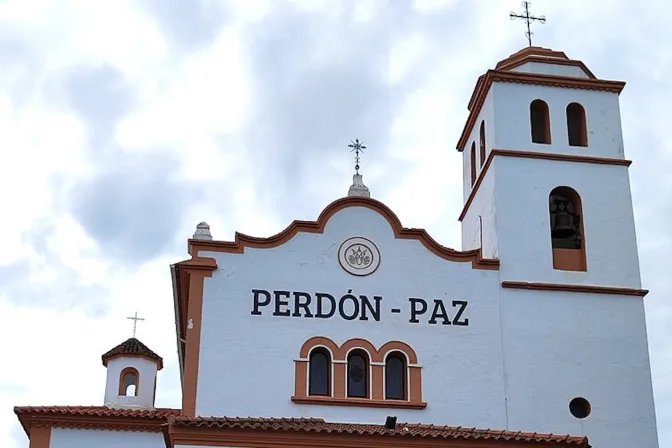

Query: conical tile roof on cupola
[[101, 337, 164, 370]]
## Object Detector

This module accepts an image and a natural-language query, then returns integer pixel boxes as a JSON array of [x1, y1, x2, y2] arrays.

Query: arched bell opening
[[549, 186, 587, 271]]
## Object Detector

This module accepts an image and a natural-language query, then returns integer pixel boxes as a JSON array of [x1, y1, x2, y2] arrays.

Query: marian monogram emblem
[[338, 237, 380, 276]]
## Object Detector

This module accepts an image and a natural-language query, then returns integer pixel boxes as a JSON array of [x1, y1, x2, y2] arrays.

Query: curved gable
[[188, 196, 498, 270]]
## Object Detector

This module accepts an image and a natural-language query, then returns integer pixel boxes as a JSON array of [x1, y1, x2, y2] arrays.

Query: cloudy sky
[[1, 0, 670, 446]]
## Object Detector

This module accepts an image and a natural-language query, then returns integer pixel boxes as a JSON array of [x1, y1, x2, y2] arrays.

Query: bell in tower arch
[[549, 194, 581, 247]]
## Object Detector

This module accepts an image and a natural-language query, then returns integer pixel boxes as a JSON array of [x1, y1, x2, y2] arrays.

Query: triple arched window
[[294, 337, 424, 409], [529, 100, 588, 147]]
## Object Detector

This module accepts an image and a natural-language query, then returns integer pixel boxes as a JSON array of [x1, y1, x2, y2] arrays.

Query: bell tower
[[102, 337, 164, 409], [457, 46, 641, 288]]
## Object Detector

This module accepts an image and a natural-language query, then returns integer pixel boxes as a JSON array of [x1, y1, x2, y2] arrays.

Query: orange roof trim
[[167, 416, 589, 446], [187, 196, 499, 270], [14, 407, 589, 447]]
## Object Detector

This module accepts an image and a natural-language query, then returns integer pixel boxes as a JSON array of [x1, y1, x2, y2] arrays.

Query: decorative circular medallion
[[338, 237, 380, 276]]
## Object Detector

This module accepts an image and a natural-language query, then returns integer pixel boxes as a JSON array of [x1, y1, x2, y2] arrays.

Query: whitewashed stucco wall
[[461, 166, 498, 259], [196, 205, 506, 428], [501, 287, 658, 448], [510, 62, 591, 79], [189, 202, 657, 448], [104, 356, 158, 408], [494, 156, 641, 288], [492, 83, 625, 158], [49, 428, 165, 448], [462, 89, 495, 202]]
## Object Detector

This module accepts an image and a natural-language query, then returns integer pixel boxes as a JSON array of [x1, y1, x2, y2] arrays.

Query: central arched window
[[308, 348, 331, 396], [385, 352, 406, 400], [347, 350, 369, 398], [119, 367, 139, 397]]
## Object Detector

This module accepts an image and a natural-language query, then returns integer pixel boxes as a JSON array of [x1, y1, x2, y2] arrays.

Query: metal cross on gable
[[510, 1, 546, 47], [348, 139, 366, 174], [127, 311, 145, 338]]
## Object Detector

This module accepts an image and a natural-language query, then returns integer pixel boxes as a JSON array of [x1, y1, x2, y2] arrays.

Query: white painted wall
[[50, 428, 164, 448], [492, 82, 625, 158], [461, 166, 498, 259], [104, 357, 158, 409], [494, 156, 642, 288], [501, 287, 658, 448], [510, 62, 591, 79], [192, 203, 658, 448], [462, 88, 495, 202], [197, 206, 507, 429]]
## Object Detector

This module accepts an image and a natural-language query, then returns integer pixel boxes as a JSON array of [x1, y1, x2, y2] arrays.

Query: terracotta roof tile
[[14, 405, 180, 419], [14, 407, 588, 446], [167, 416, 589, 446], [101, 337, 164, 370]]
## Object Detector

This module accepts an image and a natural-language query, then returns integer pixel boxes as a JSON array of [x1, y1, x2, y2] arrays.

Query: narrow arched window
[[347, 350, 369, 398], [549, 186, 586, 271], [530, 100, 551, 144], [308, 348, 330, 396], [385, 352, 406, 400], [479, 121, 486, 167], [470, 142, 477, 186], [119, 368, 139, 397], [566, 103, 587, 147]]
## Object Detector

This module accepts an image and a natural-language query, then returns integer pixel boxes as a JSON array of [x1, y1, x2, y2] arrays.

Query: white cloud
[[1, 1, 671, 448]]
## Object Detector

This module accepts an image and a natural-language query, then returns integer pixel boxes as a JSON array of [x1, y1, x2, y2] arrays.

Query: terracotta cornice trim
[[291, 396, 427, 409], [495, 47, 570, 70], [28, 426, 51, 448], [188, 196, 498, 270], [458, 149, 632, 222], [496, 56, 597, 79], [16, 414, 169, 435], [456, 70, 626, 152], [179, 256, 218, 271], [502, 281, 649, 297]]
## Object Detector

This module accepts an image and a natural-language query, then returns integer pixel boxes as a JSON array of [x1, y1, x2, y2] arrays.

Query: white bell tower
[[101, 337, 163, 409], [457, 46, 641, 289]]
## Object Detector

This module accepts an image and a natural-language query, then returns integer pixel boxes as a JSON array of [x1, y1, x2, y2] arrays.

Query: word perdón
[[250, 289, 469, 326]]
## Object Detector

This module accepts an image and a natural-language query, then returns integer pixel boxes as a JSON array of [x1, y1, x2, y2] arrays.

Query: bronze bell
[[552, 212, 576, 239]]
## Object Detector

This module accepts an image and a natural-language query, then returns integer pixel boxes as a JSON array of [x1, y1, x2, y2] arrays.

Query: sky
[[0, 0, 670, 446]]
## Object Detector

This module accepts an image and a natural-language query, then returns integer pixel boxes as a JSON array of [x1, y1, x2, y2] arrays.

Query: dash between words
[[250, 289, 469, 326]]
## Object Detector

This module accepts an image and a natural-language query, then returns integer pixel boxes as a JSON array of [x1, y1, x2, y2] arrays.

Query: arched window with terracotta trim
[[384, 352, 406, 400], [347, 349, 369, 398], [470, 142, 477, 186], [308, 348, 331, 396], [530, 99, 551, 144], [549, 186, 586, 271], [479, 121, 486, 167], [566, 102, 588, 147], [118, 367, 139, 397]]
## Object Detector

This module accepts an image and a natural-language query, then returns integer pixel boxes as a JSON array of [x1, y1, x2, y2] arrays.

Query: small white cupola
[[101, 337, 163, 409]]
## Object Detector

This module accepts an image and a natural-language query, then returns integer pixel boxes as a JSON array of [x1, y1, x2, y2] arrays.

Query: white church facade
[[14, 47, 659, 448]]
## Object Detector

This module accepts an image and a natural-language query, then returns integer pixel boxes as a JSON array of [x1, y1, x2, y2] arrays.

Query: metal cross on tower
[[127, 311, 145, 338], [348, 139, 367, 174], [510, 1, 546, 47]]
